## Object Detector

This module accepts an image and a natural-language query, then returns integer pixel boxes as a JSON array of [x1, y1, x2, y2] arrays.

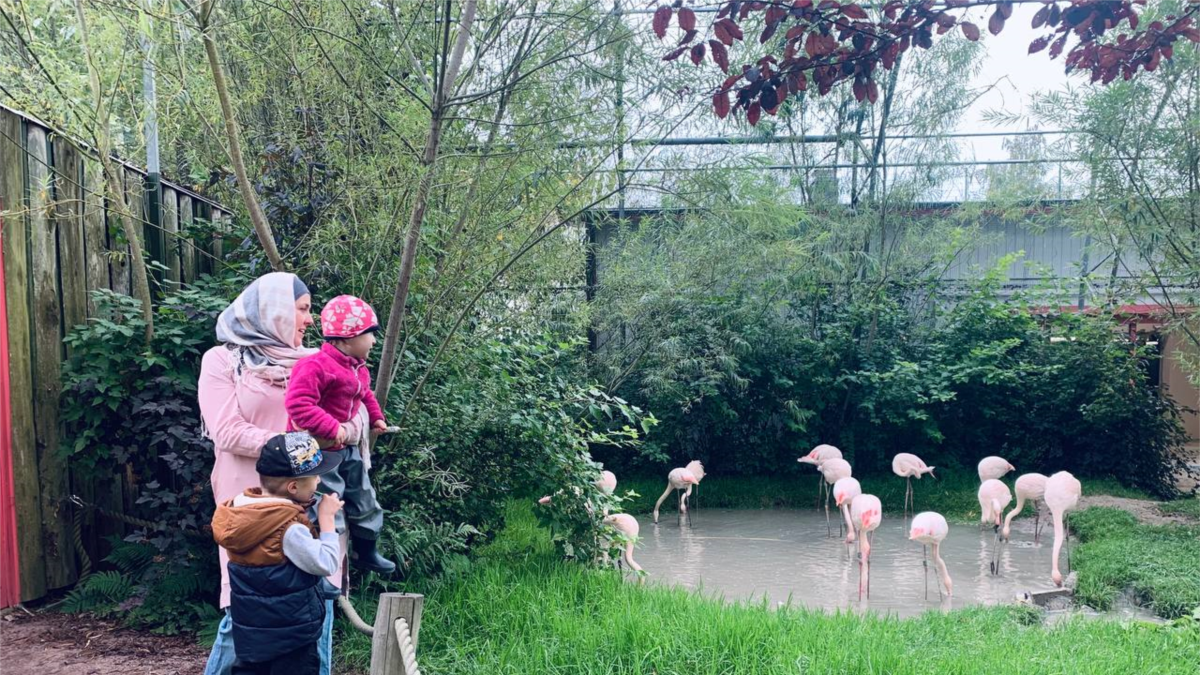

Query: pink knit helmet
[[320, 295, 379, 339]]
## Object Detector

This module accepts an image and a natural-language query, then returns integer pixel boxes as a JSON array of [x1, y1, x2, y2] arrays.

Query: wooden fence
[[0, 104, 233, 603]]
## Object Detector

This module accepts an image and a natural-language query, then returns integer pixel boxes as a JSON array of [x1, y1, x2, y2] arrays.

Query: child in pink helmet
[[285, 295, 395, 574]]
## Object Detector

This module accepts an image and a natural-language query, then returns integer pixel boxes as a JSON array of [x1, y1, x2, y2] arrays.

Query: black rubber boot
[[351, 537, 397, 574]]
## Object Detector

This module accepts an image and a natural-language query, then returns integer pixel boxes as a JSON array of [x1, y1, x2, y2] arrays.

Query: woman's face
[[294, 294, 315, 347]]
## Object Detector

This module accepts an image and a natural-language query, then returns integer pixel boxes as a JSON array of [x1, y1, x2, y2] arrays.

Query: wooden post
[[82, 160, 109, 311], [369, 593, 424, 675], [28, 124, 75, 589], [179, 194, 195, 284], [161, 187, 180, 290], [1, 109, 47, 601]]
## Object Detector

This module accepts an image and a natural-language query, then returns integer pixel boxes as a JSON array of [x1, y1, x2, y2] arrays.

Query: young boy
[[285, 294, 396, 574], [211, 432, 344, 675]]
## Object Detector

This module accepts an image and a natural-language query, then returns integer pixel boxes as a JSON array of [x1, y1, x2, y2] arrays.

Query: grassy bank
[[337, 503, 1199, 675], [1071, 507, 1200, 619], [618, 473, 1149, 523]]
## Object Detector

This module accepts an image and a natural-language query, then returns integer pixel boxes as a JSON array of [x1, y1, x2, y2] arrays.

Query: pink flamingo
[[977, 456, 1015, 482], [537, 470, 619, 506], [832, 477, 861, 543], [892, 453, 935, 522], [978, 478, 1012, 575], [819, 459, 852, 537], [909, 511, 952, 600], [1045, 471, 1082, 587], [1001, 473, 1048, 543], [653, 460, 705, 524], [850, 493, 882, 600], [602, 513, 642, 576], [798, 445, 842, 508]]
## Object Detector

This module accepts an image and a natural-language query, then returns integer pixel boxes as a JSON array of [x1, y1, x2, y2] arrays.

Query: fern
[[60, 571, 135, 614], [103, 538, 156, 575]]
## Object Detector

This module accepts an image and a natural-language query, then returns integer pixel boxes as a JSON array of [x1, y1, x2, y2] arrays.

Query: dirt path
[[0, 611, 206, 675], [1078, 495, 1197, 526]]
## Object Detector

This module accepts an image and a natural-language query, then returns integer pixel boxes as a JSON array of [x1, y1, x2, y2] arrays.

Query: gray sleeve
[[282, 524, 341, 577]]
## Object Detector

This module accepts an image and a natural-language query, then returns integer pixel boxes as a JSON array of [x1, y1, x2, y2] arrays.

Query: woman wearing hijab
[[198, 272, 356, 675]]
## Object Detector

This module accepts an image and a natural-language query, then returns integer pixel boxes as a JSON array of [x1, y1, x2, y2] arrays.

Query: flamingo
[[1045, 471, 1082, 587], [596, 470, 617, 496], [653, 460, 705, 524], [909, 511, 952, 600], [832, 477, 861, 544], [798, 444, 842, 508], [819, 459, 852, 536], [602, 513, 642, 577], [978, 479, 1012, 575], [1001, 473, 1048, 543], [977, 456, 1015, 482], [537, 470, 619, 506], [850, 494, 882, 600], [892, 453, 935, 522]]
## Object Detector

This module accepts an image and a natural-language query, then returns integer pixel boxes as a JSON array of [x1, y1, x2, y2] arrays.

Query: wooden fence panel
[[1, 110, 47, 601], [179, 194, 195, 283], [196, 201, 213, 277], [28, 124, 75, 590], [81, 158, 123, 551], [162, 187, 180, 290], [53, 136, 86, 337], [82, 160, 109, 311]]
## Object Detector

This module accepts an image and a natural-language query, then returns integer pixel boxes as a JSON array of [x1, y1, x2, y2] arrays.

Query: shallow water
[[634, 507, 1074, 618]]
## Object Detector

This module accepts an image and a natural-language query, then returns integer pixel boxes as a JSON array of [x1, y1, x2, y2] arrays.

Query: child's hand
[[318, 492, 344, 520], [336, 423, 351, 446], [371, 420, 388, 438]]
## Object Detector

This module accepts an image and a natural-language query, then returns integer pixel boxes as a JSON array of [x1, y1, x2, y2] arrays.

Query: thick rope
[[395, 618, 421, 675], [337, 595, 375, 635]]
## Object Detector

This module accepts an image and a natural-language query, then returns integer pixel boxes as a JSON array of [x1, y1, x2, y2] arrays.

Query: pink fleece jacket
[[198, 345, 352, 608], [285, 342, 385, 446]]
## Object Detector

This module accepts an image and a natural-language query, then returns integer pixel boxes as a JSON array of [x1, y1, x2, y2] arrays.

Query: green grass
[[618, 473, 1153, 524], [1158, 497, 1200, 520], [335, 503, 1200, 675], [1071, 507, 1200, 620]]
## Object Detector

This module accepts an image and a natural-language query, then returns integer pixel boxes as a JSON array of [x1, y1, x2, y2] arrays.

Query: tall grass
[[1071, 507, 1200, 619], [618, 473, 1151, 523], [336, 503, 1200, 675]]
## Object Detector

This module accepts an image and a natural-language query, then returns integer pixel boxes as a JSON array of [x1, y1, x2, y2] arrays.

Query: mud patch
[[0, 611, 207, 675]]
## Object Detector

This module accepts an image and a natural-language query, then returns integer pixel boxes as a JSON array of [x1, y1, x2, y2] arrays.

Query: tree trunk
[[374, 0, 478, 408], [196, 0, 284, 271]]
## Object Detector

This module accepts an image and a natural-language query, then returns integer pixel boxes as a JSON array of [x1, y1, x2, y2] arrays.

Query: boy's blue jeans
[[203, 599, 334, 675]]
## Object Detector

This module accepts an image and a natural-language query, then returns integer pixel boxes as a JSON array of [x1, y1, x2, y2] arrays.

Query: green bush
[[60, 286, 228, 631], [593, 212, 1194, 497]]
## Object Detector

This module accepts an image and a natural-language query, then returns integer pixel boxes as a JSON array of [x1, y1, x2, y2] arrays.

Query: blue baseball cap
[[257, 432, 342, 478]]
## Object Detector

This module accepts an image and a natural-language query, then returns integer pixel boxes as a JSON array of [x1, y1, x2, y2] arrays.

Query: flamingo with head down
[[850, 494, 882, 601], [1001, 473, 1048, 543], [909, 511, 951, 600], [833, 477, 861, 543], [819, 459, 852, 537], [798, 445, 842, 508], [653, 461, 705, 524], [892, 453, 935, 523], [978, 478, 1012, 575], [1045, 471, 1082, 587]]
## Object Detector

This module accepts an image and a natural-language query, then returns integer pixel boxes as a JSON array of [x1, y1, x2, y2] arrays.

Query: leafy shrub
[[60, 286, 228, 630]]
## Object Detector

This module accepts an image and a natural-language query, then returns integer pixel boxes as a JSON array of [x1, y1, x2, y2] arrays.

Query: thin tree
[[73, 0, 155, 343]]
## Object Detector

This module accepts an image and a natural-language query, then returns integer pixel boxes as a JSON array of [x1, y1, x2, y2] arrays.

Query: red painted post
[[0, 223, 22, 608]]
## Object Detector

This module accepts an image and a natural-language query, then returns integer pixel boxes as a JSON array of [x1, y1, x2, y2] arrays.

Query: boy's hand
[[316, 492, 343, 533], [335, 423, 351, 446], [318, 492, 344, 519]]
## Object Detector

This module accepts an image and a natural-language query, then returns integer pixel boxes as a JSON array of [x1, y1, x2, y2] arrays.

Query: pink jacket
[[198, 345, 354, 608], [285, 342, 385, 447]]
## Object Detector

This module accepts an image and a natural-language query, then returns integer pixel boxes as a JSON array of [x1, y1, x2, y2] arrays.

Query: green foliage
[[592, 201, 1193, 497], [59, 539, 220, 635], [370, 333, 656, 575], [1071, 507, 1200, 619], [60, 286, 228, 632]]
